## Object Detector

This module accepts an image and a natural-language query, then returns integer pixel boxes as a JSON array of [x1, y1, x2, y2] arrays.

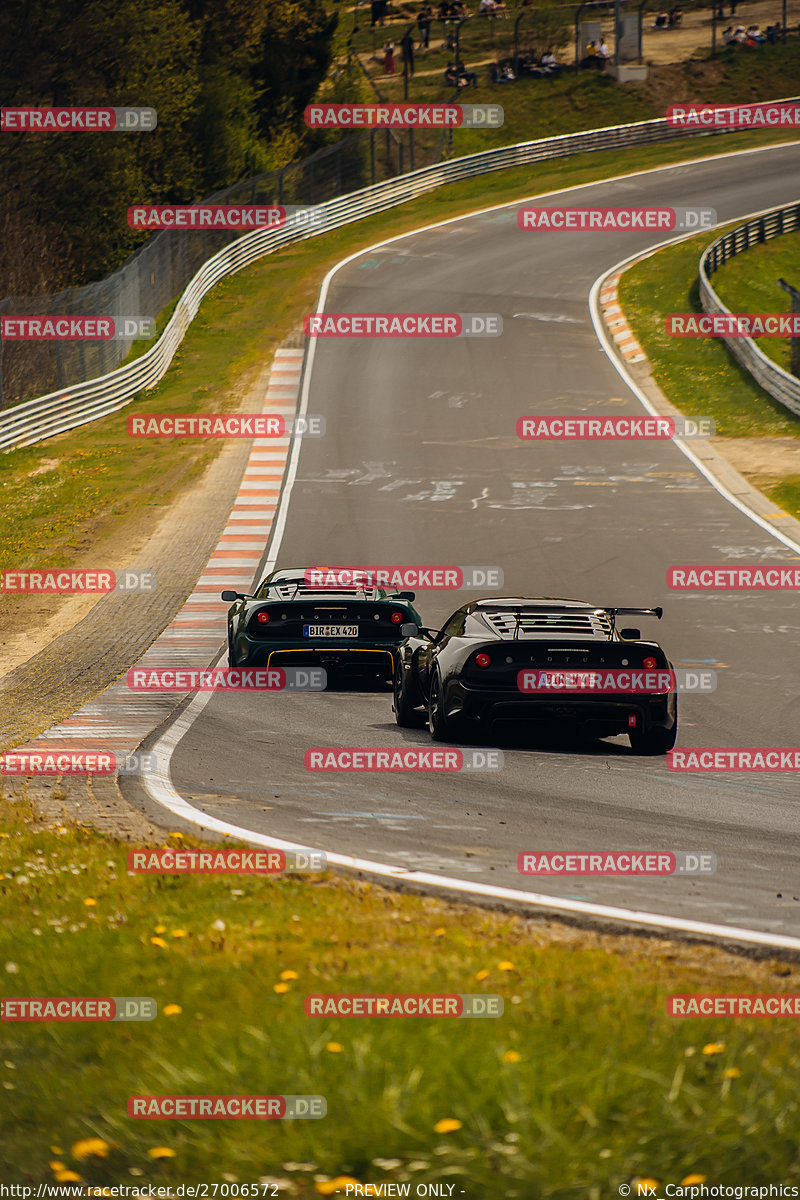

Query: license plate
[[304, 624, 359, 638]]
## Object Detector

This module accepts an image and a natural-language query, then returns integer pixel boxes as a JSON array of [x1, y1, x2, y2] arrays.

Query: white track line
[[142, 143, 800, 953]]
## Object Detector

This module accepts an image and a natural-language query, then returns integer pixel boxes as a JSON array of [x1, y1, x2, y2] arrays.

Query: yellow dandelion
[[722, 1067, 741, 1079], [434, 927, 446, 937], [169, 832, 184, 839], [498, 961, 515, 971], [280, 970, 299, 981], [273, 982, 290, 994], [150, 936, 168, 948], [83, 898, 97, 907], [171, 929, 187, 938], [316, 1180, 360, 1196], [147, 1147, 177, 1159], [326, 1042, 343, 1053], [50, 1147, 64, 1155], [49, 1162, 66, 1171], [681, 1177, 707, 1187], [54, 1171, 83, 1183], [433, 1118, 462, 1134], [71, 1137, 110, 1159], [163, 1004, 182, 1016], [502, 1050, 522, 1063], [475, 968, 490, 981], [702, 1042, 725, 1056], [154, 925, 167, 934]]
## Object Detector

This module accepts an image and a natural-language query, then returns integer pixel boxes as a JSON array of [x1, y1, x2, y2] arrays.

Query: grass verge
[[1, 791, 799, 1190], [708, 230, 800, 373], [618, 223, 800, 519]]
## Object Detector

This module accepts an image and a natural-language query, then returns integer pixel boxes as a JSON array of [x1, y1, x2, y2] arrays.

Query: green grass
[[709, 230, 800, 373], [619, 225, 800, 519], [1, 794, 799, 1190]]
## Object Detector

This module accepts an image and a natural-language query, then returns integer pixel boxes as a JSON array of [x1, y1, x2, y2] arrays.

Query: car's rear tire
[[428, 671, 462, 742], [393, 660, 426, 727], [628, 722, 677, 755]]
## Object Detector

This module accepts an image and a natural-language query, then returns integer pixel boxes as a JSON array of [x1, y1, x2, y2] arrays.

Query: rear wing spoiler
[[476, 604, 663, 638]]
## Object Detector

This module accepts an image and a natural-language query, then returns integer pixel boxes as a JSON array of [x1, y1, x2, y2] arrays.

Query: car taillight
[[390, 611, 404, 624], [257, 611, 271, 624], [476, 653, 491, 668], [642, 656, 657, 669]]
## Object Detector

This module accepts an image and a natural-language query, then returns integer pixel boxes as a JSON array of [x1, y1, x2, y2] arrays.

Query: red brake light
[[476, 653, 491, 668], [390, 611, 404, 624], [642, 656, 657, 669], [257, 611, 271, 624]]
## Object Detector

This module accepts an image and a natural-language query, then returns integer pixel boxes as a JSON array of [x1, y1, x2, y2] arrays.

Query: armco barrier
[[699, 200, 800, 418], [1, 109, 794, 453]]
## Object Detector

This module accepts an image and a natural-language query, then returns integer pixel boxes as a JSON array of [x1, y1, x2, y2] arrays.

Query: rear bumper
[[445, 679, 676, 734], [235, 640, 397, 676]]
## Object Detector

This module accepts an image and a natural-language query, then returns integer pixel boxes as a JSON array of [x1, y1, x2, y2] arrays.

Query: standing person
[[730, 0, 737, 16], [418, 4, 432, 50], [383, 39, 396, 73], [596, 36, 610, 69], [400, 29, 415, 74]]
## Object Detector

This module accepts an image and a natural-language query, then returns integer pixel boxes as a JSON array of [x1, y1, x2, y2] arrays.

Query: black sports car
[[393, 597, 678, 754], [222, 567, 423, 684]]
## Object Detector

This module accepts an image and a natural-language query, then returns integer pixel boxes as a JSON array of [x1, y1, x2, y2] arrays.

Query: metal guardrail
[[699, 201, 800, 418], [2, 107, 794, 453]]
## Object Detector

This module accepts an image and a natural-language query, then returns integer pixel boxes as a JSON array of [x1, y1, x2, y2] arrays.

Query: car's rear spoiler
[[477, 604, 663, 638]]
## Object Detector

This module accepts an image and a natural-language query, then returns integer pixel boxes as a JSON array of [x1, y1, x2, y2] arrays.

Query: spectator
[[383, 39, 396, 72], [766, 21, 782, 42], [654, 10, 668, 27], [495, 0, 508, 15], [452, 0, 467, 15], [730, 0, 737, 16], [400, 29, 415, 72], [490, 59, 515, 82], [541, 49, 558, 67], [580, 38, 600, 67], [445, 60, 460, 84], [747, 23, 765, 43], [669, 5, 683, 25], [418, 4, 432, 49], [438, 0, 452, 19], [371, 0, 388, 26], [479, 0, 497, 15], [458, 62, 479, 85], [596, 36, 610, 65], [715, 1, 725, 17]]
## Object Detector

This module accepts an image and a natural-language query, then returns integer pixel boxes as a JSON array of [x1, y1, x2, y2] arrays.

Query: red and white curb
[[9, 347, 304, 768], [599, 268, 646, 364]]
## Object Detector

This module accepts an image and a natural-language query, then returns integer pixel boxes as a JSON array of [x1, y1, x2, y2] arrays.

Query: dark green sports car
[[221, 566, 424, 685]]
